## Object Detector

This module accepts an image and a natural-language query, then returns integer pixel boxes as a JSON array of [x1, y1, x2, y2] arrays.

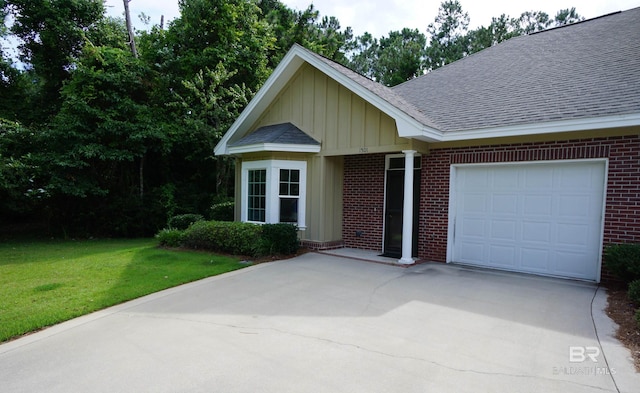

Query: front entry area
[[449, 160, 606, 281], [383, 155, 421, 258]]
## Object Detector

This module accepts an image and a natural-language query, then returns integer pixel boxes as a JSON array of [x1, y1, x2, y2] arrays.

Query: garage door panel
[[488, 245, 516, 267], [520, 248, 550, 271], [492, 194, 518, 214], [524, 167, 554, 188], [461, 218, 486, 237], [459, 242, 485, 262], [523, 195, 553, 216], [521, 221, 551, 243], [555, 251, 595, 279], [557, 223, 589, 246], [463, 193, 487, 213], [452, 161, 605, 281], [490, 219, 517, 240], [559, 195, 592, 218]]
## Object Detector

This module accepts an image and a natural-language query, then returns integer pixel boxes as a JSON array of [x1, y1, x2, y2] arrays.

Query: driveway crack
[[124, 312, 615, 392]]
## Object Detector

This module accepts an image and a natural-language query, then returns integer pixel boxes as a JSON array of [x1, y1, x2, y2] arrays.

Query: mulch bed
[[605, 285, 640, 371]]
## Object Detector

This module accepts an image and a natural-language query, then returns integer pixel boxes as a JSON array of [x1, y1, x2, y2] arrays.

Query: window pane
[[280, 198, 298, 223], [280, 169, 289, 182], [279, 169, 300, 196], [248, 169, 266, 223]]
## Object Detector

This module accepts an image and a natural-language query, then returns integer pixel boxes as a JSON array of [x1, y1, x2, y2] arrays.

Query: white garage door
[[451, 160, 606, 281]]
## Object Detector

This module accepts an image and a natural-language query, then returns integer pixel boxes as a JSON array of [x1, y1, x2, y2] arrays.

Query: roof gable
[[214, 44, 441, 156]]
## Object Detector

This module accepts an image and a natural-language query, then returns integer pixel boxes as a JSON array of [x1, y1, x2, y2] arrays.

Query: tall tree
[[425, 0, 470, 70], [375, 28, 426, 86], [5, 0, 105, 121]]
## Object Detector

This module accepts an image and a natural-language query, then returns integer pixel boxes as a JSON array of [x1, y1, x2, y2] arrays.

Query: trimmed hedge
[[182, 221, 263, 256], [260, 223, 299, 255], [156, 220, 300, 257], [604, 243, 640, 283], [210, 201, 234, 221], [168, 214, 204, 230]]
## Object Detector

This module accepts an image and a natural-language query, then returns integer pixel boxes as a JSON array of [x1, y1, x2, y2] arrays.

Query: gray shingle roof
[[391, 8, 640, 132], [229, 122, 320, 147]]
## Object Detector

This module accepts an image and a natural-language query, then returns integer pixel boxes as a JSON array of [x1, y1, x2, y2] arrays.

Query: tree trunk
[[123, 0, 138, 58]]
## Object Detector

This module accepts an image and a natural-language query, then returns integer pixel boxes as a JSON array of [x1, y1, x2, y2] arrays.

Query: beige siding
[[253, 64, 411, 156]]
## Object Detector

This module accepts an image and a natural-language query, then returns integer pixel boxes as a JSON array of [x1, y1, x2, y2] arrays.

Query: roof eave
[[438, 112, 640, 142], [228, 143, 321, 155]]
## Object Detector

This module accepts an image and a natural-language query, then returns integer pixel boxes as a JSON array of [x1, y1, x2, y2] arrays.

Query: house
[[215, 8, 640, 283]]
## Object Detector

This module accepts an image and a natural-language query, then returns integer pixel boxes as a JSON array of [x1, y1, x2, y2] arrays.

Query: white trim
[[228, 143, 321, 155], [240, 160, 307, 229], [447, 158, 608, 282], [415, 113, 640, 143]]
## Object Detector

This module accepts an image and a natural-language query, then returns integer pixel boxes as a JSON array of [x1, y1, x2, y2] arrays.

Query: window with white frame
[[241, 160, 306, 229]]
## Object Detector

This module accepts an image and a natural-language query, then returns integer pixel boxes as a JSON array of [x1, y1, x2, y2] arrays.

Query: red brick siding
[[419, 135, 640, 282], [342, 154, 386, 250]]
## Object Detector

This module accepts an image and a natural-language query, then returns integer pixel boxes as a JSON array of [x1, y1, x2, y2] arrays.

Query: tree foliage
[[0, 0, 586, 235]]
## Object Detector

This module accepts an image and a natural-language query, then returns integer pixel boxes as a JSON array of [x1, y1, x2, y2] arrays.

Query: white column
[[399, 150, 416, 265]]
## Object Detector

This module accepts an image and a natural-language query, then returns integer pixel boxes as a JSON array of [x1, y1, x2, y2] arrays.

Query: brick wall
[[419, 135, 640, 281], [342, 154, 386, 250]]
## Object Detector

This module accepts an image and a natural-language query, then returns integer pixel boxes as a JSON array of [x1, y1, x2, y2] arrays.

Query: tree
[[375, 29, 426, 86], [466, 14, 520, 54], [425, 0, 470, 70], [345, 32, 379, 79], [518, 11, 552, 34], [41, 45, 165, 235], [4, 0, 105, 121], [554, 8, 584, 26]]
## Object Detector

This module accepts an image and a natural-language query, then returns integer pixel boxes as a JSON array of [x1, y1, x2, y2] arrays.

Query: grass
[[0, 238, 246, 343]]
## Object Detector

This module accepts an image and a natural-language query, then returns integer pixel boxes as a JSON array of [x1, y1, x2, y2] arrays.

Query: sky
[[105, 0, 640, 38]]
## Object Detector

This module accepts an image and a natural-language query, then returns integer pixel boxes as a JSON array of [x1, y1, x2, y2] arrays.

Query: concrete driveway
[[0, 252, 638, 392]]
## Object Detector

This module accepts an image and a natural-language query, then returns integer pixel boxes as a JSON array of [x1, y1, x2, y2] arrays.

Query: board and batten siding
[[253, 64, 408, 156]]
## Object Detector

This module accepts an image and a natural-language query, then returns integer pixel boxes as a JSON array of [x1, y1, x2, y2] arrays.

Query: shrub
[[210, 201, 234, 221], [156, 228, 185, 248], [168, 213, 205, 230], [604, 243, 640, 283], [182, 221, 262, 256], [259, 223, 299, 255], [635, 309, 640, 330], [629, 279, 640, 306]]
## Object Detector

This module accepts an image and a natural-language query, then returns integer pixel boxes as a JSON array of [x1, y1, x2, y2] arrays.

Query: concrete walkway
[[1, 252, 638, 392]]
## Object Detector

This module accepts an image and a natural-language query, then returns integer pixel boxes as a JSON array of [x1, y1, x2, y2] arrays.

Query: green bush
[[260, 223, 299, 255], [210, 201, 234, 221], [168, 213, 205, 230], [182, 221, 262, 256], [604, 243, 640, 283], [635, 309, 640, 330], [629, 279, 640, 306], [156, 228, 185, 248]]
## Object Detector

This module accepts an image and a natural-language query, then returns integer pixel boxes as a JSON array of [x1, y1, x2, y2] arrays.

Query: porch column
[[399, 150, 416, 265]]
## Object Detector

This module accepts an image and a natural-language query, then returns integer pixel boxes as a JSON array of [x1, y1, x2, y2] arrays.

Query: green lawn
[[0, 238, 246, 343]]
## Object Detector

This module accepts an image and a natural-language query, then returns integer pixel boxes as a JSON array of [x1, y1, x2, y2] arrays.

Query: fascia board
[[438, 112, 640, 142], [228, 143, 321, 155]]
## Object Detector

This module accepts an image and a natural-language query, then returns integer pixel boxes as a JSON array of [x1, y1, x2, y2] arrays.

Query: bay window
[[241, 160, 306, 229]]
